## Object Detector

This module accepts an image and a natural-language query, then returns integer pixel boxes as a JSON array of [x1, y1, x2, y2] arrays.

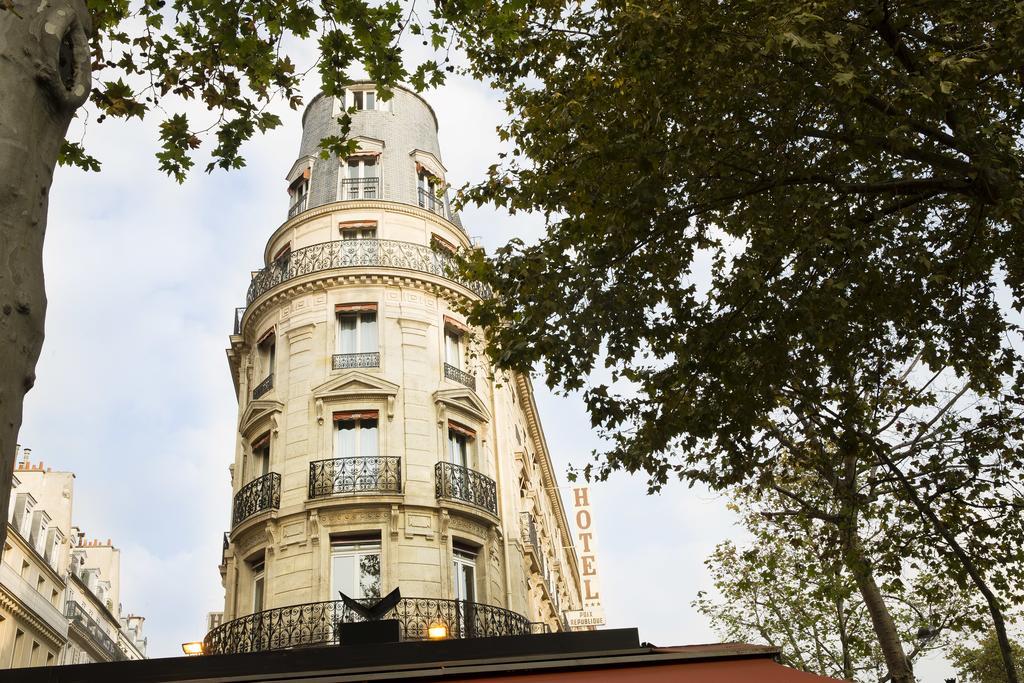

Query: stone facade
[[1, 451, 147, 668], [215, 84, 581, 648]]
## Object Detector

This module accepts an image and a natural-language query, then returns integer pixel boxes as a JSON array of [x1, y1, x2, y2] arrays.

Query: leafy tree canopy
[[696, 497, 971, 682], [953, 631, 1024, 683]]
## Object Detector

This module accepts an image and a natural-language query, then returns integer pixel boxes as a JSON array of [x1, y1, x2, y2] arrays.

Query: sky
[[19, 61, 951, 678]]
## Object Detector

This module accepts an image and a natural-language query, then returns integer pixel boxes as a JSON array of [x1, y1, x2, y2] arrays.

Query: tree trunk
[[845, 542, 914, 683], [0, 0, 91, 559], [836, 444, 915, 683]]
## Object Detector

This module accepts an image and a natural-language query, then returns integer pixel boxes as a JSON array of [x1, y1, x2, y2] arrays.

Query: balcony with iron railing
[[203, 597, 543, 654], [332, 352, 380, 370], [232, 472, 281, 527], [444, 363, 476, 391], [288, 196, 308, 219], [308, 456, 401, 499], [66, 600, 126, 662], [245, 239, 490, 306], [418, 187, 450, 219], [340, 177, 380, 201], [435, 462, 497, 516]]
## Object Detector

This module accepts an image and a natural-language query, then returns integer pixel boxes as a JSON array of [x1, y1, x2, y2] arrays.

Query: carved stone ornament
[[439, 510, 450, 540], [390, 505, 400, 537]]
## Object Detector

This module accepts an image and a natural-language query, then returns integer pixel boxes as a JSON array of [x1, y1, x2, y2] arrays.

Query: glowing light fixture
[[181, 641, 204, 656], [427, 622, 448, 640]]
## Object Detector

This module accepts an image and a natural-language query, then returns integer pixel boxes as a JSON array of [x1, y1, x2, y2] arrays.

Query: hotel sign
[[566, 486, 606, 628]]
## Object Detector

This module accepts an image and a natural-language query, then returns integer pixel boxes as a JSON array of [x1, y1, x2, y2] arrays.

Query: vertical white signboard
[[567, 486, 606, 628]]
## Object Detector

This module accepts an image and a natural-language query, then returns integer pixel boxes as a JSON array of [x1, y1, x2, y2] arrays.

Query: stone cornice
[[263, 199, 471, 264], [0, 585, 66, 649], [514, 372, 582, 591], [240, 270, 479, 342]]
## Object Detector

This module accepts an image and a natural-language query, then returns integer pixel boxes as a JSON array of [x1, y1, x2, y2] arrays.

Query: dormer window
[[417, 169, 445, 215], [342, 88, 391, 112], [288, 173, 310, 218], [341, 157, 379, 200]]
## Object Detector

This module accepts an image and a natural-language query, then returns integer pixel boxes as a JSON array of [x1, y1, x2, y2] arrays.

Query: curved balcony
[[246, 239, 489, 306], [232, 472, 281, 527], [435, 462, 498, 516], [308, 456, 401, 499], [203, 597, 539, 654]]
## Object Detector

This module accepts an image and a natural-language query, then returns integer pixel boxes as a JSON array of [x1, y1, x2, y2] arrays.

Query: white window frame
[[330, 539, 382, 600], [288, 175, 310, 214], [334, 415, 379, 459], [444, 328, 463, 370], [339, 88, 391, 113], [336, 310, 378, 354], [448, 428, 471, 469], [340, 157, 379, 200], [258, 334, 276, 382], [251, 435, 271, 481], [340, 226, 377, 240], [252, 562, 265, 612], [452, 546, 477, 603]]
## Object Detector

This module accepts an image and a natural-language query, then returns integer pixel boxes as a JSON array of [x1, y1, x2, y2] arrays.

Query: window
[[340, 226, 376, 240], [251, 433, 270, 481], [288, 174, 309, 217], [444, 328, 463, 370], [334, 411, 379, 459], [36, 576, 45, 593], [251, 561, 265, 612], [352, 89, 375, 111], [20, 560, 30, 579], [417, 170, 445, 214], [452, 544, 477, 603], [344, 88, 390, 112], [46, 527, 62, 567], [11, 629, 24, 668], [448, 422, 474, 469], [31, 511, 48, 554], [51, 589, 59, 607], [13, 493, 34, 538], [336, 306, 377, 354], [330, 537, 381, 600], [257, 329, 276, 382], [341, 157, 379, 200]]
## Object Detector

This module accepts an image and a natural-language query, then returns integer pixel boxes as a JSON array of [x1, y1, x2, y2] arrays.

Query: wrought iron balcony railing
[[332, 352, 380, 370], [435, 462, 497, 516], [246, 239, 490, 305], [418, 187, 449, 218], [288, 196, 308, 219], [232, 472, 281, 527], [340, 177, 380, 200], [252, 373, 273, 400], [444, 362, 476, 391], [308, 456, 401, 499], [66, 601, 125, 662], [203, 596, 534, 654], [233, 307, 246, 336]]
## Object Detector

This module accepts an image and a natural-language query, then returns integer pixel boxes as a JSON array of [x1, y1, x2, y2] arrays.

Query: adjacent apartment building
[[1, 450, 147, 668], [207, 83, 584, 654]]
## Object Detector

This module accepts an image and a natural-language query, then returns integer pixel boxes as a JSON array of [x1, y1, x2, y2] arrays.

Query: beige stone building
[[207, 83, 583, 654], [0, 451, 147, 668]]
